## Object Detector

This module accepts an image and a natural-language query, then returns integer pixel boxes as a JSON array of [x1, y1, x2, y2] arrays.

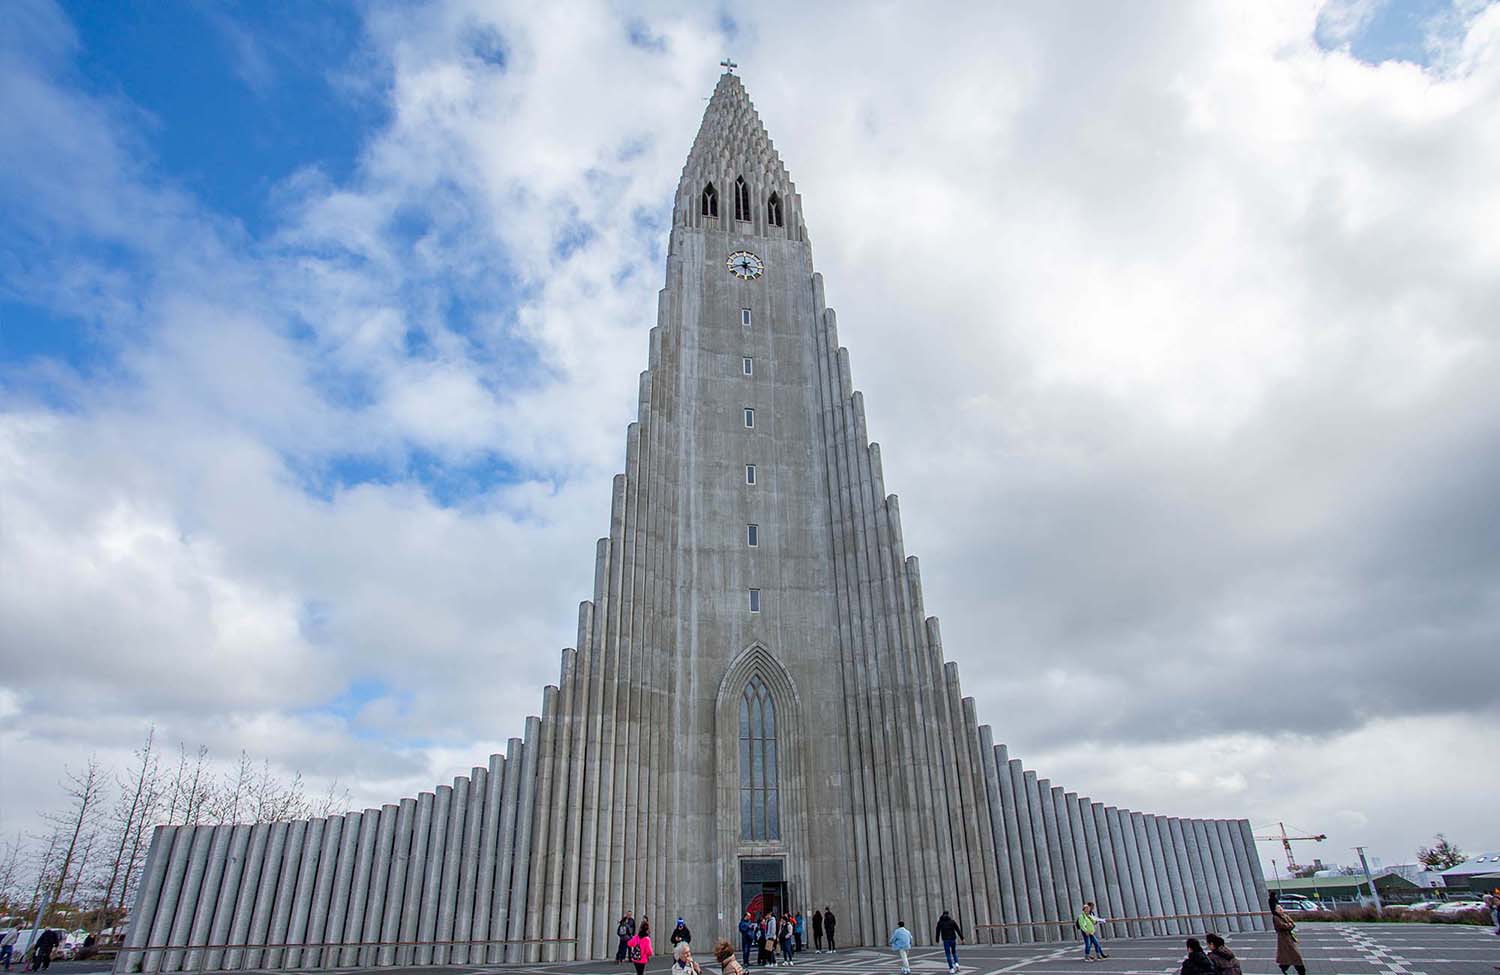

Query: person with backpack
[[889, 920, 914, 975], [615, 911, 637, 964], [1076, 902, 1108, 961], [738, 913, 755, 966], [934, 909, 964, 974], [626, 919, 653, 975], [811, 910, 824, 952]]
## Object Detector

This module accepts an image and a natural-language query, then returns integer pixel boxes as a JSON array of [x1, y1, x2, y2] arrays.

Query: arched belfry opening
[[767, 191, 783, 228], [739, 676, 780, 841], [701, 181, 718, 218], [734, 175, 751, 222]]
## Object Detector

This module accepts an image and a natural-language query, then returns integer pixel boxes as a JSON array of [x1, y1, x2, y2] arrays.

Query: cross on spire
[[720, 58, 738, 73]]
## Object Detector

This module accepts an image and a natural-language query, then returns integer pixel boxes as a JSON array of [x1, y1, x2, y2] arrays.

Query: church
[[118, 71, 1268, 972]]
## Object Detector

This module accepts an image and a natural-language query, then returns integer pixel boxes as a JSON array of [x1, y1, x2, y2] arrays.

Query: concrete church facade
[[118, 73, 1268, 972]]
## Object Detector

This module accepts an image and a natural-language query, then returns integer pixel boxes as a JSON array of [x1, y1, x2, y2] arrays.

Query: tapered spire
[[674, 71, 807, 241]]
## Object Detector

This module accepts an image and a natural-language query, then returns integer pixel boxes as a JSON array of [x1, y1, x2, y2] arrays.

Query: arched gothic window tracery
[[734, 176, 751, 222], [767, 191, 783, 228], [701, 182, 718, 218], [739, 676, 780, 841]]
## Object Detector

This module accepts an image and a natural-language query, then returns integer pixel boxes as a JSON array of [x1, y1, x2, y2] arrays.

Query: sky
[[2, 0, 1498, 881]]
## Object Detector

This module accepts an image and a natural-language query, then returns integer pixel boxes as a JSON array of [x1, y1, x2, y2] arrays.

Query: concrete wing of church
[[117, 72, 1269, 972]]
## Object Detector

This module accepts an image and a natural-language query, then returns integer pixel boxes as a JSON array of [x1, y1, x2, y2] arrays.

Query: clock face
[[726, 250, 765, 280]]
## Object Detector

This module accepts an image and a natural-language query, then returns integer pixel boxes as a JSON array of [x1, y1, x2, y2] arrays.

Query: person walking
[[1180, 938, 1215, 975], [0, 929, 17, 972], [714, 939, 748, 975], [31, 931, 59, 973], [739, 913, 756, 967], [1204, 933, 1242, 975], [823, 908, 837, 952], [934, 909, 964, 974], [1485, 888, 1500, 935], [889, 920, 914, 975], [626, 920, 654, 975], [616, 911, 637, 964], [1076, 902, 1108, 961], [672, 918, 693, 947], [794, 912, 805, 953], [1269, 893, 1307, 975], [811, 910, 824, 952]]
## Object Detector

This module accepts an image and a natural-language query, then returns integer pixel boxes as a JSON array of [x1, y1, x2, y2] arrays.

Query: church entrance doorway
[[739, 857, 788, 917]]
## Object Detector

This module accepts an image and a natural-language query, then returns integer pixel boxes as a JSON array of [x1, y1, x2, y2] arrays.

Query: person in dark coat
[[671, 919, 692, 946], [934, 910, 965, 974], [1205, 933, 1243, 975], [1269, 893, 1307, 975], [811, 910, 824, 952], [32, 931, 60, 972], [822, 908, 837, 952], [615, 912, 637, 964], [1180, 938, 1215, 975]]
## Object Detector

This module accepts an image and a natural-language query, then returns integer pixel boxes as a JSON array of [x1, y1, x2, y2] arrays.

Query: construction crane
[[1254, 822, 1327, 873]]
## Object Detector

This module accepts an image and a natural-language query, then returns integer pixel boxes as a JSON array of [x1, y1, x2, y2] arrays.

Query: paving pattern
[[304, 924, 1496, 975]]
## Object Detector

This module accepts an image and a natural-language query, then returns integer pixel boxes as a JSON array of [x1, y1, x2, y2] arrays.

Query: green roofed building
[[1268, 873, 1421, 903]]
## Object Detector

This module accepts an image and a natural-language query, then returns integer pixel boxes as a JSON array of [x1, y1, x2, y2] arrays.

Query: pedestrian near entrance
[[756, 916, 775, 967], [715, 939, 747, 975], [779, 914, 795, 966], [1076, 902, 1108, 961], [1204, 934, 1242, 975], [1268, 893, 1307, 975], [627, 920, 654, 975], [889, 920, 914, 975], [1180, 938, 1215, 975], [823, 907, 837, 951], [616, 911, 637, 963], [739, 913, 755, 966], [934, 909, 964, 973], [794, 912, 805, 952], [811, 909, 824, 952]]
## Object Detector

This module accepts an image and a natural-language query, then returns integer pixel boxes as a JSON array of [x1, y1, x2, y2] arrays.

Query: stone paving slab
[[305, 923, 1498, 975]]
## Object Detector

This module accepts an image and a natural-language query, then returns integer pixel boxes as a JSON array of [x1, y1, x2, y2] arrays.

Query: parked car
[[1278, 895, 1329, 912], [1405, 900, 1444, 911], [1431, 899, 1485, 916]]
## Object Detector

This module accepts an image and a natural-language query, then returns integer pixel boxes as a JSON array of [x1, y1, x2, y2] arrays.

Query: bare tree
[[41, 759, 107, 921], [163, 743, 212, 826], [100, 727, 160, 927], [0, 831, 26, 917]]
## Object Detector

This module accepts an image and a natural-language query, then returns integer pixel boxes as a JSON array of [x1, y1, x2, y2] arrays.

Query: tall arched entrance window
[[739, 676, 780, 841]]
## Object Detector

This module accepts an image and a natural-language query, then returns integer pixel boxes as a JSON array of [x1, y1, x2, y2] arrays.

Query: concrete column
[[183, 825, 232, 972], [524, 690, 560, 962], [162, 824, 213, 972], [559, 645, 591, 961], [590, 483, 626, 960], [995, 748, 1032, 943], [488, 739, 523, 964], [1204, 819, 1241, 933], [1223, 819, 1258, 932], [262, 819, 306, 969], [940, 659, 981, 941], [1036, 778, 1069, 936], [435, 781, 468, 965], [453, 770, 486, 965], [979, 731, 1019, 944], [1146, 815, 1183, 935], [961, 697, 999, 942], [415, 788, 449, 965], [1022, 771, 1059, 938], [118, 826, 172, 974], [543, 654, 577, 962], [1167, 818, 1204, 926], [223, 823, 269, 970], [203, 824, 251, 972], [473, 755, 504, 960], [358, 805, 398, 966], [1111, 809, 1148, 938], [1215, 820, 1252, 932], [506, 716, 543, 963], [282, 818, 324, 970], [302, 814, 344, 969], [1128, 812, 1165, 936], [1009, 761, 1045, 940], [338, 809, 380, 966], [1076, 799, 1108, 920], [323, 810, 363, 967], [1236, 820, 1271, 931], [609, 426, 641, 948], [1190, 819, 1228, 931], [1050, 786, 1081, 919], [1066, 794, 1095, 907], [243, 820, 289, 970], [378, 798, 417, 967], [142, 825, 194, 974], [397, 793, 433, 966], [1089, 804, 1122, 936], [1186, 819, 1224, 931]]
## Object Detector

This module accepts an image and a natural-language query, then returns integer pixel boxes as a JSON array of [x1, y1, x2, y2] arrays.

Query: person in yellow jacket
[[1076, 902, 1108, 961]]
